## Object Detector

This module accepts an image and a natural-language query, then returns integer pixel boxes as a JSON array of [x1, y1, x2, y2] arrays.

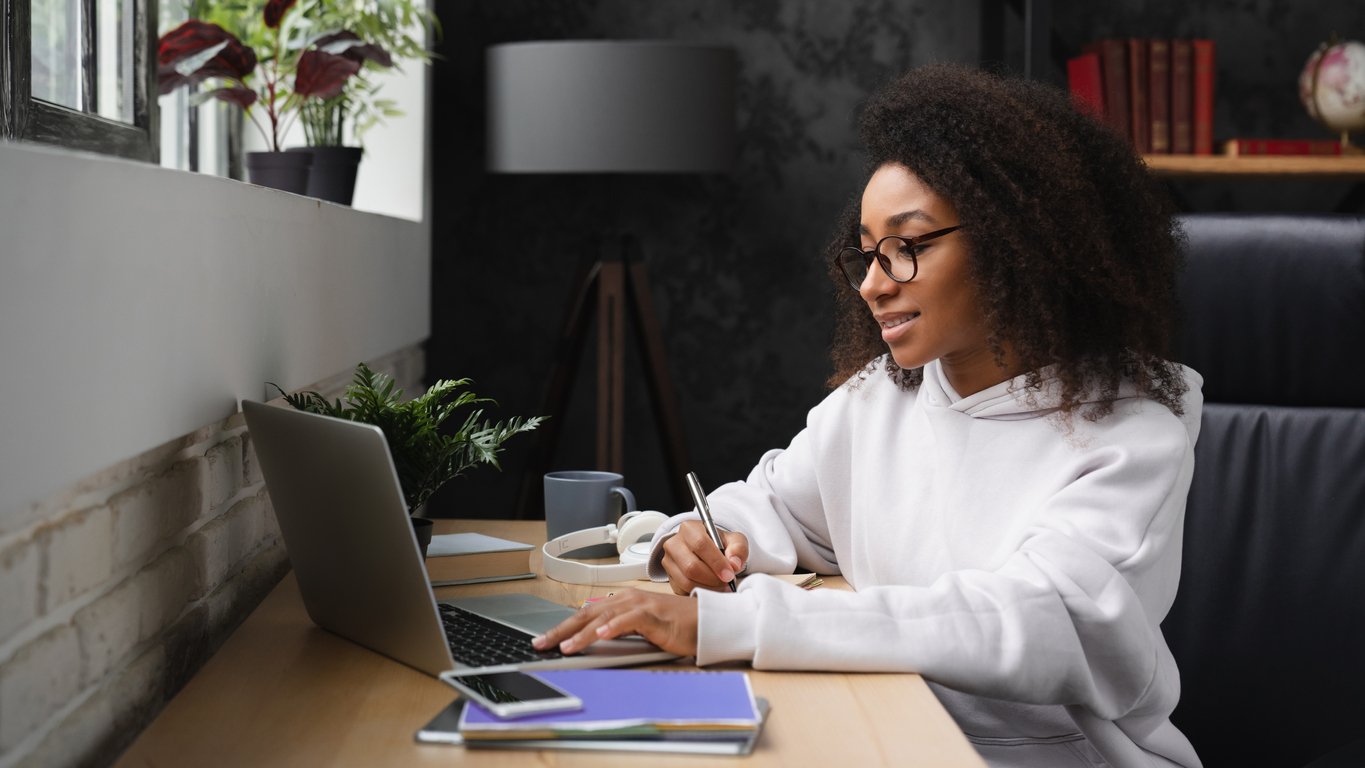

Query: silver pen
[[685, 471, 737, 592]]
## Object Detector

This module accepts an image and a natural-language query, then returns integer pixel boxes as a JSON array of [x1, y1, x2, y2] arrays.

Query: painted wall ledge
[[0, 140, 431, 530]]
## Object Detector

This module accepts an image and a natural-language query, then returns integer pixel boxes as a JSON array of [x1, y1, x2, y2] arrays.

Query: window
[[153, 0, 238, 177], [1, 0, 157, 161]]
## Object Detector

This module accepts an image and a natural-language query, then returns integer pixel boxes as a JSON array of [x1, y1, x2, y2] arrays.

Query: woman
[[534, 64, 1203, 768]]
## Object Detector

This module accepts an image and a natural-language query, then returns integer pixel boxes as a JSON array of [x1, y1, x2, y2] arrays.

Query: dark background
[[425, 0, 1365, 520]]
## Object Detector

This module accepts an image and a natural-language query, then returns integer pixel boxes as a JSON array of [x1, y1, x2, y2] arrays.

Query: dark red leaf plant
[[157, 0, 367, 152]]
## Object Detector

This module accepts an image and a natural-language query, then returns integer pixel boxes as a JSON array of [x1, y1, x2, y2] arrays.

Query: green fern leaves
[[272, 363, 543, 513]]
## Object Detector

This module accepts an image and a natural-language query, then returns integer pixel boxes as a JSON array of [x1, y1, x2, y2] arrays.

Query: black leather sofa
[[1163, 214, 1365, 768]]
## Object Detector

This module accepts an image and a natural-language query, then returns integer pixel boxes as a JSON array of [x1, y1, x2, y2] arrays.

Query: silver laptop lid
[[241, 400, 456, 676]]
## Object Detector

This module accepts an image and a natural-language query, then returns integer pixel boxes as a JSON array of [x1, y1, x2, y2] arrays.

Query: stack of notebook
[[454, 669, 768, 755], [424, 532, 534, 586]]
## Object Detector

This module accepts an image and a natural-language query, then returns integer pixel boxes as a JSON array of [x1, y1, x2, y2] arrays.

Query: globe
[[1298, 39, 1365, 138]]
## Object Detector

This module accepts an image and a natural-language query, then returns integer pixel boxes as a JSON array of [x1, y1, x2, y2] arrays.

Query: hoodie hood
[[920, 359, 1204, 435]]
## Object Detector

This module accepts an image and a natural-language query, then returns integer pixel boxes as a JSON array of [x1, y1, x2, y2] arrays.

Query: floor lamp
[[485, 41, 737, 517]]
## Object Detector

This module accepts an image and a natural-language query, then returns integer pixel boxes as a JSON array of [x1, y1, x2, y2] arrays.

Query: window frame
[[2, 0, 159, 162]]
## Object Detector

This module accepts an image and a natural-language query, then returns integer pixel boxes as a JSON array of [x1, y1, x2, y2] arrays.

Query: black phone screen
[[453, 672, 569, 703]]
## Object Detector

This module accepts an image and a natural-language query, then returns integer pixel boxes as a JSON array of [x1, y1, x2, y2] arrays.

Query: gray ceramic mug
[[544, 470, 638, 558]]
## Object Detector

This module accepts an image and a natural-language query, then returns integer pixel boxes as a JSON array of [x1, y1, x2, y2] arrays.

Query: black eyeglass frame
[[834, 225, 962, 290]]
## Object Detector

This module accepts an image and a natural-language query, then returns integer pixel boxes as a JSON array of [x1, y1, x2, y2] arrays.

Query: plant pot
[[245, 150, 311, 195], [412, 516, 434, 558], [288, 146, 362, 205]]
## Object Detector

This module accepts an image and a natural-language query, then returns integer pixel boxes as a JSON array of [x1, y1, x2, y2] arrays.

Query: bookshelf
[[1143, 154, 1365, 180]]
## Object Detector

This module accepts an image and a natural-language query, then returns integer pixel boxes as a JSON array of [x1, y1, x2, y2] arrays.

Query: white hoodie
[[647, 357, 1205, 768]]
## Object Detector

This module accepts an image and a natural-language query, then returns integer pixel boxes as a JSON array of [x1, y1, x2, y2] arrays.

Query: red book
[[1127, 39, 1150, 153], [1148, 39, 1171, 154], [1192, 39, 1216, 155], [1067, 51, 1105, 120], [1085, 40, 1130, 143], [1221, 138, 1342, 156], [1170, 40, 1193, 154]]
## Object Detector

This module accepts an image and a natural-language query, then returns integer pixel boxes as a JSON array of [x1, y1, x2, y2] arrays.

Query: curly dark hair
[[827, 63, 1187, 419]]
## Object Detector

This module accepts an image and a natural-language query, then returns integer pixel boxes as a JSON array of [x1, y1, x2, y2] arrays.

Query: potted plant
[[288, 32, 393, 204], [157, 0, 375, 193], [287, 0, 439, 205], [273, 363, 543, 553]]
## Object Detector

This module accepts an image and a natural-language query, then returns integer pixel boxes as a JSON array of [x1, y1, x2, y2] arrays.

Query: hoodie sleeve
[[646, 389, 849, 581], [695, 408, 1196, 722]]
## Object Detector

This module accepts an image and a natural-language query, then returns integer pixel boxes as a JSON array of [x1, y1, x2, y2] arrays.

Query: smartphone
[[414, 699, 465, 745], [439, 670, 583, 719]]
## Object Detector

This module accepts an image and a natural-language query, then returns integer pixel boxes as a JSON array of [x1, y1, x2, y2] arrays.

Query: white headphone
[[542, 510, 670, 585]]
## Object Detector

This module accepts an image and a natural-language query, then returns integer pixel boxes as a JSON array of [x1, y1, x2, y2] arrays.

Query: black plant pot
[[412, 516, 434, 558], [245, 150, 311, 195], [288, 146, 362, 205]]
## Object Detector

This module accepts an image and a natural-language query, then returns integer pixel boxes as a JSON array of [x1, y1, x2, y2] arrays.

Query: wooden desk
[[115, 520, 984, 767]]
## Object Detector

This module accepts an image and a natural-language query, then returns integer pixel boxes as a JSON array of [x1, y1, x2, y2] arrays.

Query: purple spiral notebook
[[458, 669, 759, 731]]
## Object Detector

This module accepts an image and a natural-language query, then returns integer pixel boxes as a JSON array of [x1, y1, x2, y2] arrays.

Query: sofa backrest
[[1164, 213, 1365, 768]]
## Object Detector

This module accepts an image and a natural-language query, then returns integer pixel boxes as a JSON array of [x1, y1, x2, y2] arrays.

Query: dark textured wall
[[426, 0, 1363, 520], [426, 1, 978, 518]]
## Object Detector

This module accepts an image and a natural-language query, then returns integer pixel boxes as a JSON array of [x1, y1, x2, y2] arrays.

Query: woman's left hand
[[532, 588, 700, 657]]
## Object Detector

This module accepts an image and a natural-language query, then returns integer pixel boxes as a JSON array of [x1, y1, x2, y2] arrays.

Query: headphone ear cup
[[614, 510, 669, 556]]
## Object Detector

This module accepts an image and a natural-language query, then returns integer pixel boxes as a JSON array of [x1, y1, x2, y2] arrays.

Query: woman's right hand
[[660, 521, 749, 595]]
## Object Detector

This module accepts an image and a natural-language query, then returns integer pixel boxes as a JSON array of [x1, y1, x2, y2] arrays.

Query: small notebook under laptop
[[241, 399, 677, 676]]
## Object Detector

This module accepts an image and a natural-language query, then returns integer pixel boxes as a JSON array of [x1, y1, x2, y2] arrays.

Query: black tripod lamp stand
[[485, 41, 737, 516]]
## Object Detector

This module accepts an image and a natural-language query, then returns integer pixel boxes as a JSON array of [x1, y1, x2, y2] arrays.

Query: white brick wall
[[109, 460, 204, 570], [0, 346, 423, 768], [205, 437, 244, 516], [0, 625, 81, 751], [39, 507, 114, 612], [0, 542, 40, 648], [187, 488, 266, 590]]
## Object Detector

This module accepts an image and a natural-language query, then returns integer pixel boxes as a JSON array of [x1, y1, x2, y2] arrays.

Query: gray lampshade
[[486, 41, 737, 174]]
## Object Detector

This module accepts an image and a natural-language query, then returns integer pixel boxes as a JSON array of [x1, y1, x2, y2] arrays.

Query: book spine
[[1127, 39, 1150, 153], [1087, 40, 1130, 143], [1067, 52, 1105, 120], [1170, 40, 1193, 154], [1192, 39, 1216, 155], [1148, 39, 1170, 154], [1222, 138, 1342, 156]]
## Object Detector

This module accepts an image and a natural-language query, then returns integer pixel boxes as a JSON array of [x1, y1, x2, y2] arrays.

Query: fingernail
[[560, 641, 575, 653], [596, 625, 610, 637], [730, 556, 744, 571], [531, 635, 546, 648], [719, 569, 735, 582]]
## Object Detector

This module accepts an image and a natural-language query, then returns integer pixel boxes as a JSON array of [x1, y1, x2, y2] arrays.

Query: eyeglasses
[[834, 225, 962, 290]]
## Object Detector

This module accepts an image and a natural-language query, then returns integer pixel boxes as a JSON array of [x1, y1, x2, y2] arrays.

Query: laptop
[[241, 399, 678, 676]]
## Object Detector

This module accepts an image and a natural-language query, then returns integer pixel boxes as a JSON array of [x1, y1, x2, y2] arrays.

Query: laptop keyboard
[[438, 603, 565, 668]]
